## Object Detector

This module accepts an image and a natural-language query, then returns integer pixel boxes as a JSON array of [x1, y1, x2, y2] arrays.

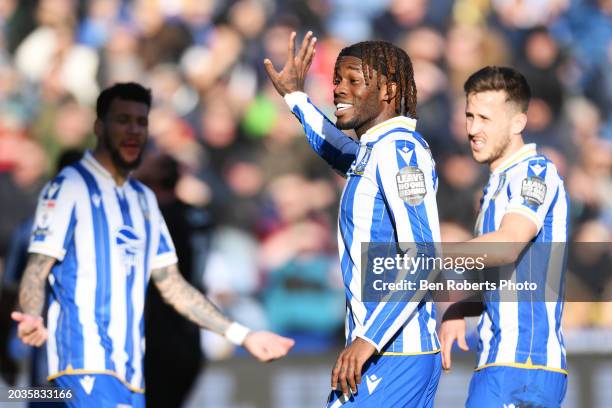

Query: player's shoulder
[[373, 129, 430, 155], [36, 164, 88, 202], [507, 153, 560, 181], [127, 178, 155, 198], [52, 164, 88, 190]]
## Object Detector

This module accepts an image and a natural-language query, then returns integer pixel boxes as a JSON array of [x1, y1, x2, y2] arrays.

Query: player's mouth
[[120, 141, 142, 159], [470, 137, 485, 153], [335, 103, 353, 117]]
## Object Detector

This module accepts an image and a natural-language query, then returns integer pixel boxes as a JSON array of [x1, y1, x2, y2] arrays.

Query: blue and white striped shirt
[[29, 151, 177, 392], [474, 143, 568, 373], [285, 92, 441, 354]]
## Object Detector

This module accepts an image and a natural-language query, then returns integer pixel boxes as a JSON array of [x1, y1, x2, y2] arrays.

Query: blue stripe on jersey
[[158, 234, 171, 255], [128, 180, 151, 388], [54, 207, 79, 370], [291, 104, 358, 173], [369, 174, 394, 244], [485, 295, 500, 365], [346, 303, 355, 347], [514, 255, 536, 363], [73, 163, 115, 372], [115, 190, 136, 383], [339, 176, 360, 305]]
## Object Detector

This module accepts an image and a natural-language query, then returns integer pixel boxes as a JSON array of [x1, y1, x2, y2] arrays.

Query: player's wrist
[[283, 91, 308, 108], [224, 322, 251, 346]]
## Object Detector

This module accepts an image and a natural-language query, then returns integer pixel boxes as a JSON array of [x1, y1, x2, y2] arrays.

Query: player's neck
[[489, 137, 525, 173], [92, 150, 130, 186], [355, 110, 396, 139]]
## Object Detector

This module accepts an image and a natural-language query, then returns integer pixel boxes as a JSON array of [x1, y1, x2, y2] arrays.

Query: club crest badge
[[353, 146, 373, 175]]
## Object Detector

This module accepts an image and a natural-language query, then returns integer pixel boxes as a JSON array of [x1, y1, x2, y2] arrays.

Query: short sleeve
[[149, 198, 178, 270], [505, 158, 560, 232], [28, 173, 79, 261]]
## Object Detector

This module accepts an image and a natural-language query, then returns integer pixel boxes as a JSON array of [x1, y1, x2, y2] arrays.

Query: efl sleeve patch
[[520, 176, 547, 206], [396, 166, 427, 206]]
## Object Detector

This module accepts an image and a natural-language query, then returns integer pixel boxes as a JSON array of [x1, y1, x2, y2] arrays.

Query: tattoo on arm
[[19, 254, 55, 316], [151, 264, 232, 335]]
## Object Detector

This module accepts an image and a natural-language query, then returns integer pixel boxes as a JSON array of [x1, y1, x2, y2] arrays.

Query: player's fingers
[[457, 332, 469, 351], [29, 331, 44, 347], [347, 363, 357, 394], [442, 346, 450, 371], [303, 37, 317, 73], [331, 361, 341, 390], [286, 31, 296, 65], [441, 335, 453, 370], [339, 364, 350, 398], [263, 59, 278, 80], [11, 311, 24, 322], [17, 321, 36, 338], [297, 31, 313, 62]]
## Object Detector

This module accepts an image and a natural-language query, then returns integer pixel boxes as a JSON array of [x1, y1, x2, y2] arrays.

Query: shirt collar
[[492, 143, 538, 174], [82, 150, 127, 187], [360, 116, 417, 144]]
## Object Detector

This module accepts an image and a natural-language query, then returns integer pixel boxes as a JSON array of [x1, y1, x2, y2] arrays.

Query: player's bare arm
[[151, 263, 232, 333], [264, 30, 316, 96], [444, 213, 539, 269], [11, 253, 55, 347], [151, 263, 294, 362]]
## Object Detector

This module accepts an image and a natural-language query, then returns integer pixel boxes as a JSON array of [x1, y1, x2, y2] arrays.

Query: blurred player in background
[[265, 32, 442, 407], [439, 66, 568, 407], [11, 83, 294, 407]]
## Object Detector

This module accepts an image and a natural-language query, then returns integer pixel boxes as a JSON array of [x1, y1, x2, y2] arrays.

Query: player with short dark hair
[[12, 82, 294, 407], [439, 66, 568, 407], [265, 33, 442, 407]]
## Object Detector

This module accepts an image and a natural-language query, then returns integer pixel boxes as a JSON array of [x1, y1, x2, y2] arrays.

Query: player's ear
[[94, 118, 103, 138], [380, 80, 398, 104], [511, 111, 527, 135]]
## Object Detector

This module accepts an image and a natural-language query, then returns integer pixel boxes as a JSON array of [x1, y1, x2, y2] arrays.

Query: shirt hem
[[474, 362, 567, 375], [48, 369, 144, 393]]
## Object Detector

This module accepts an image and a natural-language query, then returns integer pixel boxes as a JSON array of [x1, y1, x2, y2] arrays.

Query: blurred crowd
[[0, 0, 611, 369]]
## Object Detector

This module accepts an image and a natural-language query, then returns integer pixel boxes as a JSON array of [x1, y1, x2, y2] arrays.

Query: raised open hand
[[263, 31, 317, 96]]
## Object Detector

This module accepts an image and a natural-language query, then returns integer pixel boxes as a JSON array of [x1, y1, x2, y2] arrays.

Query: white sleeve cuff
[[354, 334, 382, 352], [225, 322, 251, 346], [28, 244, 65, 262], [150, 253, 179, 270], [283, 91, 309, 109], [504, 206, 543, 232]]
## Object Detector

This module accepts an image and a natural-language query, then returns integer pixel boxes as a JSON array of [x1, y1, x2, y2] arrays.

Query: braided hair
[[336, 41, 417, 118]]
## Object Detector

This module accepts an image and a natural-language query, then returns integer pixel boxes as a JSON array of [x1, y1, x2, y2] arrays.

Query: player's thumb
[[457, 334, 469, 351], [11, 311, 24, 323]]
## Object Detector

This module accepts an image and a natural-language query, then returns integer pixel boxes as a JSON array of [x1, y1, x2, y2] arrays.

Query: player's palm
[[243, 331, 295, 362], [263, 31, 317, 96], [11, 311, 48, 347]]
